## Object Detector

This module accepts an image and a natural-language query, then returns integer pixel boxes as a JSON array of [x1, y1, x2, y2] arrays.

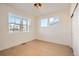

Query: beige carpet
[[0, 39, 73, 56]]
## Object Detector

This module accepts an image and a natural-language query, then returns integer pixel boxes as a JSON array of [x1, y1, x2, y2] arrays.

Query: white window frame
[[40, 16, 59, 27], [8, 13, 30, 33]]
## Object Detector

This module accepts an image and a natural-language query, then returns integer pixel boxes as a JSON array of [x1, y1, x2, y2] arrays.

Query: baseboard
[[0, 39, 72, 52], [36, 39, 72, 49], [0, 39, 34, 51]]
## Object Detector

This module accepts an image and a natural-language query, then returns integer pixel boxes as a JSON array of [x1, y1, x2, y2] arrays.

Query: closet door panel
[[72, 4, 79, 56]]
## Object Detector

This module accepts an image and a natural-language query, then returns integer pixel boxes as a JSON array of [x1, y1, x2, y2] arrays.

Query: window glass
[[9, 24, 14, 32], [49, 16, 59, 25], [8, 13, 30, 33], [40, 18, 48, 27], [23, 19, 27, 25], [8, 14, 15, 24], [15, 16, 21, 24], [23, 18, 29, 32]]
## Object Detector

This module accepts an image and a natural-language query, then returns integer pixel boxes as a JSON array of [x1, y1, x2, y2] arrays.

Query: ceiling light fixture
[[33, 3, 42, 9]]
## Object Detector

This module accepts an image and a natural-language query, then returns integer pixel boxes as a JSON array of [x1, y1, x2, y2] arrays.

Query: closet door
[[72, 4, 79, 56]]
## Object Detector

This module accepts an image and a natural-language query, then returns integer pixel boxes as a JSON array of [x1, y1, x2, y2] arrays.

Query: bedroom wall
[[0, 4, 72, 51], [0, 4, 36, 50], [37, 8, 72, 47]]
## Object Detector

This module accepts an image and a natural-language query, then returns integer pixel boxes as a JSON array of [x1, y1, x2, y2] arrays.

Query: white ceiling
[[6, 3, 71, 16]]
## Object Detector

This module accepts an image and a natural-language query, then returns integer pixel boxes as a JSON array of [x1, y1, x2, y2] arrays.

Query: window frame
[[8, 13, 30, 33], [40, 16, 59, 27]]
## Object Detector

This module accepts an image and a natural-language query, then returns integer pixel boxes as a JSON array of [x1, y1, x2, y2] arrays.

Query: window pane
[[23, 18, 28, 25], [49, 16, 59, 25], [15, 16, 21, 24], [15, 24, 20, 32], [23, 25, 27, 32], [49, 17, 54, 23], [23, 20, 27, 25], [54, 16, 59, 22], [23, 20, 29, 32], [40, 18, 48, 27], [9, 24, 14, 32], [8, 14, 15, 24]]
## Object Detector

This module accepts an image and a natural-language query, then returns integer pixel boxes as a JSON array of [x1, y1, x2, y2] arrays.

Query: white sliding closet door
[[72, 4, 79, 56]]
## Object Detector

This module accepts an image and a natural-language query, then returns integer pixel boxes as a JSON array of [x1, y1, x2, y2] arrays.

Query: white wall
[[0, 4, 72, 51], [0, 4, 36, 50], [72, 4, 79, 56], [37, 9, 72, 47]]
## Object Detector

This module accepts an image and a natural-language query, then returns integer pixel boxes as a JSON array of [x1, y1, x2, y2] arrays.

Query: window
[[40, 18, 48, 27], [8, 13, 15, 32], [14, 16, 21, 32], [22, 18, 29, 32], [8, 13, 29, 32], [49, 16, 59, 25], [40, 16, 59, 27]]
